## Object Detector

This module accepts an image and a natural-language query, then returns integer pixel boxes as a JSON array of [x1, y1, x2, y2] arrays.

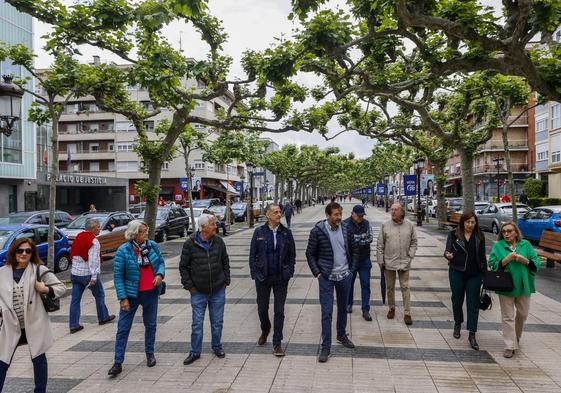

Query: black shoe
[[362, 311, 373, 321], [69, 325, 84, 334], [146, 353, 156, 367], [213, 348, 226, 358], [468, 332, 479, 351], [99, 315, 116, 325], [453, 323, 461, 339], [108, 363, 122, 377], [183, 354, 200, 365], [346, 305, 353, 313], [336, 334, 355, 349], [318, 347, 330, 363]]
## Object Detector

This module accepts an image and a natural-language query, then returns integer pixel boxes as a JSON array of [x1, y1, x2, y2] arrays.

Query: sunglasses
[[16, 248, 33, 255]]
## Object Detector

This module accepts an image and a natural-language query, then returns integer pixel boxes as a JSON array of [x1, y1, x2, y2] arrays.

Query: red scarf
[[70, 231, 96, 261]]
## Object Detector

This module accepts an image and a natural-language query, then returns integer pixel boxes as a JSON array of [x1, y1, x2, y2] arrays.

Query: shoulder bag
[[482, 263, 514, 292], [36, 265, 60, 312]]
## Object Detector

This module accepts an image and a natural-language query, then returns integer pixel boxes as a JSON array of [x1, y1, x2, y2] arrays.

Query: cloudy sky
[[34, 0, 377, 158]]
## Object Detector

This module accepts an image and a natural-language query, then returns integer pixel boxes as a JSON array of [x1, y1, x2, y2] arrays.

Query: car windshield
[[232, 203, 245, 209], [67, 215, 107, 229], [139, 210, 168, 220], [449, 200, 463, 206], [0, 229, 15, 248], [211, 206, 226, 214], [0, 213, 33, 224]]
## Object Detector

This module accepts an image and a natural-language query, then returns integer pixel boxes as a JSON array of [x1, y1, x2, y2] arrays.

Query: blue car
[[518, 206, 561, 241], [0, 224, 71, 272]]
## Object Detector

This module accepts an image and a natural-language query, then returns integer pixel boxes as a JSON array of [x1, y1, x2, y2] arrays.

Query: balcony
[[59, 129, 116, 141], [58, 149, 115, 160], [476, 139, 528, 152], [507, 114, 528, 126], [473, 163, 529, 174]]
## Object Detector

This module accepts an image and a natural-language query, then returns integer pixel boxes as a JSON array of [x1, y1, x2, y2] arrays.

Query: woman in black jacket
[[444, 212, 487, 350]]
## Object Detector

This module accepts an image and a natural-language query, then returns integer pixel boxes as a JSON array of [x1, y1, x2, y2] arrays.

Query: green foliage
[[528, 197, 561, 208], [523, 178, 545, 198], [135, 180, 160, 203]]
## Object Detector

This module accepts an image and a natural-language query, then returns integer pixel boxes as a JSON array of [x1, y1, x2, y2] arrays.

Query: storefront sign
[[175, 194, 183, 201], [46, 173, 107, 185]]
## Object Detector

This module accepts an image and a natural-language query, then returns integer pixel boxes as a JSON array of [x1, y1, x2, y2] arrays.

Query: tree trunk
[[225, 170, 231, 230], [182, 146, 196, 234], [145, 161, 163, 240], [435, 164, 448, 229], [47, 108, 60, 270], [279, 181, 285, 204], [274, 179, 279, 204], [458, 148, 475, 213], [502, 118, 518, 221]]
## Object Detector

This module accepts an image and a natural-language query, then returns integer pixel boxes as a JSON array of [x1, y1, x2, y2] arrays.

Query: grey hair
[[125, 219, 148, 241], [85, 218, 100, 231], [197, 213, 215, 229], [265, 203, 280, 213]]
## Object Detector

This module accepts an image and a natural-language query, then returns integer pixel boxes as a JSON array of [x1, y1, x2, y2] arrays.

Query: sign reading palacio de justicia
[[46, 173, 108, 185]]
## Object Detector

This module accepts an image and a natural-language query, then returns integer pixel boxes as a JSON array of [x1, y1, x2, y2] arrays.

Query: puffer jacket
[[114, 240, 166, 300], [306, 220, 358, 277], [179, 234, 231, 294], [444, 229, 487, 273], [376, 219, 418, 271], [343, 217, 373, 261], [249, 223, 296, 282]]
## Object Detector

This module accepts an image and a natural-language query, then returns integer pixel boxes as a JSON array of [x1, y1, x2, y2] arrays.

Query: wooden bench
[[537, 230, 561, 268], [439, 212, 462, 228]]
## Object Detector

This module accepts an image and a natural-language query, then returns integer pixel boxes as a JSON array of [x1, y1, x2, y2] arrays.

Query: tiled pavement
[[4, 202, 561, 392]]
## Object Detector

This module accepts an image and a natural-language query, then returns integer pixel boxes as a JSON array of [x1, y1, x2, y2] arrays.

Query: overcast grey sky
[[34, 0, 377, 158]]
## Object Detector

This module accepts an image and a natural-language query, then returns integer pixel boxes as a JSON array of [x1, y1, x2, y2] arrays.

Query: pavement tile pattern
[[4, 202, 561, 392]]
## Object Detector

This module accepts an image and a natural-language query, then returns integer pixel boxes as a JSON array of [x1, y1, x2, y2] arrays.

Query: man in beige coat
[[377, 203, 418, 325]]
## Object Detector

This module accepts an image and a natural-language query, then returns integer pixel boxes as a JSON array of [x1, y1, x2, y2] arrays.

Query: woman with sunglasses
[[0, 237, 66, 392], [488, 222, 541, 358]]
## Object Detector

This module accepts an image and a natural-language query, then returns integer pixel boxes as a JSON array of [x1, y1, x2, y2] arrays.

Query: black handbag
[[483, 266, 514, 292], [36, 266, 60, 312], [159, 281, 166, 296], [479, 288, 492, 310]]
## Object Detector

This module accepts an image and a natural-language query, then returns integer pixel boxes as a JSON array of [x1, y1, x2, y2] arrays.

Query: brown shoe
[[387, 308, 395, 319], [258, 332, 268, 346], [404, 315, 413, 325], [273, 345, 285, 357], [504, 349, 514, 358]]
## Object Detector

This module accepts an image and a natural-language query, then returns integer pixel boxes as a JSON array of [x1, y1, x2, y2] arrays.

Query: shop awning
[[220, 181, 240, 195]]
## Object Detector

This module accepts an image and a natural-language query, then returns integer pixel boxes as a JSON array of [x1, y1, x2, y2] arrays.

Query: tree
[[523, 178, 544, 199], [0, 45, 89, 269]]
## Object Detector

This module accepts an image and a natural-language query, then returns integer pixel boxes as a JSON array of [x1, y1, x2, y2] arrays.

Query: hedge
[[528, 197, 561, 208]]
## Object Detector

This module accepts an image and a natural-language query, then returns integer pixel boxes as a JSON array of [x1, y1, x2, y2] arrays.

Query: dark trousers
[[319, 274, 352, 350], [449, 268, 483, 333], [255, 278, 289, 346], [348, 259, 372, 311], [285, 215, 292, 228], [0, 330, 48, 393]]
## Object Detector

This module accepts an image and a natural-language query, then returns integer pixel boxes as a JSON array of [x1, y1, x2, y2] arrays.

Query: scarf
[[133, 241, 151, 267]]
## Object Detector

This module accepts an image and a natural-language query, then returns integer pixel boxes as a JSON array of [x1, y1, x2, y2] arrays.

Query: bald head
[[390, 203, 405, 223]]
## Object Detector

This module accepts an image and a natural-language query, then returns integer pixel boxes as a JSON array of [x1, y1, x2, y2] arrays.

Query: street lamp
[[413, 157, 425, 227], [493, 156, 504, 202], [240, 173, 245, 202], [0, 75, 24, 137], [246, 162, 255, 228], [384, 173, 389, 213], [264, 180, 269, 200]]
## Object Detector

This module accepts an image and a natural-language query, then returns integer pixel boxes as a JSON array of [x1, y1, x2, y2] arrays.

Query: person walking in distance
[[377, 203, 418, 325], [69, 218, 115, 334], [283, 200, 294, 229], [180, 214, 231, 365], [344, 205, 374, 321], [306, 202, 358, 363], [249, 204, 296, 356]]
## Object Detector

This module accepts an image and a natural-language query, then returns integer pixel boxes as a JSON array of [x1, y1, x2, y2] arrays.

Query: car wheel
[[182, 227, 188, 238], [55, 254, 70, 273], [492, 222, 499, 235]]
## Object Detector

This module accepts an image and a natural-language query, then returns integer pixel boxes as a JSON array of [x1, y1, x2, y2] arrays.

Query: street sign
[[234, 182, 243, 192], [367, 187, 373, 195], [179, 178, 189, 192], [376, 183, 385, 195], [253, 171, 265, 176], [404, 175, 417, 196]]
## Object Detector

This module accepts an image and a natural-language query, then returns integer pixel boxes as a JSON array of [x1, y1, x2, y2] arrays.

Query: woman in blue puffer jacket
[[108, 220, 165, 377]]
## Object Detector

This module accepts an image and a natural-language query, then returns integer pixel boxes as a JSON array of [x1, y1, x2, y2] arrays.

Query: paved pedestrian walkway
[[5, 202, 561, 392]]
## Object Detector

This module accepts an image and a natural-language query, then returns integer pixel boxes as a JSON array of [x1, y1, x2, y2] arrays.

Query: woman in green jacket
[[488, 222, 541, 359]]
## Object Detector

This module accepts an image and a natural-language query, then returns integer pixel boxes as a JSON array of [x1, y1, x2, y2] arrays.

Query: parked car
[[426, 199, 438, 217], [0, 224, 71, 272], [183, 208, 203, 232], [445, 198, 464, 219], [0, 210, 73, 228], [253, 201, 264, 221], [209, 205, 234, 225], [63, 211, 135, 258], [477, 203, 529, 234], [231, 202, 247, 222], [518, 206, 561, 241], [139, 207, 189, 242], [191, 198, 222, 210], [129, 202, 147, 217]]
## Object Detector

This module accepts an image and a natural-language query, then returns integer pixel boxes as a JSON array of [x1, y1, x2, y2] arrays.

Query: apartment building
[[534, 101, 561, 197]]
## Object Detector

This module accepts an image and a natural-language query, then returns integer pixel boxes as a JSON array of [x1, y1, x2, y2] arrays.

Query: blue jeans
[[319, 274, 352, 350], [348, 259, 372, 311], [114, 289, 159, 363], [69, 274, 110, 329], [190, 287, 226, 356]]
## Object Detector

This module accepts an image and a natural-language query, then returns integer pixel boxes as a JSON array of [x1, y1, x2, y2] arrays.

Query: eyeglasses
[[501, 229, 515, 234], [16, 248, 33, 255]]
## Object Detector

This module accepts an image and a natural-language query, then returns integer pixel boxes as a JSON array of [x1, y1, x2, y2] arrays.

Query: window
[[117, 142, 136, 152], [116, 121, 136, 132], [144, 121, 155, 132], [552, 104, 561, 129], [193, 161, 205, 170], [537, 118, 548, 132], [37, 228, 49, 244], [553, 151, 561, 163], [90, 143, 99, 152], [116, 161, 139, 172], [28, 215, 44, 224], [108, 161, 115, 171], [537, 151, 549, 161], [161, 162, 169, 171], [207, 163, 215, 172], [108, 143, 115, 152], [89, 162, 100, 172], [16, 230, 36, 242]]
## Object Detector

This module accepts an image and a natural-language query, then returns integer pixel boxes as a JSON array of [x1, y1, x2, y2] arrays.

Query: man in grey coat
[[377, 203, 418, 325]]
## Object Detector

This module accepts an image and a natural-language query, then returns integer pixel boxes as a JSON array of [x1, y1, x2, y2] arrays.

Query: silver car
[[477, 203, 529, 234]]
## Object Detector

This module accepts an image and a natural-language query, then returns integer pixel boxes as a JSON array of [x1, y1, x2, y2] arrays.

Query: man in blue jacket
[[249, 203, 296, 356], [306, 202, 358, 363], [344, 205, 374, 321]]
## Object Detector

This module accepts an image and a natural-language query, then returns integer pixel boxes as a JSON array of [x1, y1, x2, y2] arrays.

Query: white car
[[183, 208, 203, 232]]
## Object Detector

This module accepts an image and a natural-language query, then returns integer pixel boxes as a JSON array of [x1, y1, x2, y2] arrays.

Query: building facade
[[534, 101, 561, 197], [0, 2, 35, 216]]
